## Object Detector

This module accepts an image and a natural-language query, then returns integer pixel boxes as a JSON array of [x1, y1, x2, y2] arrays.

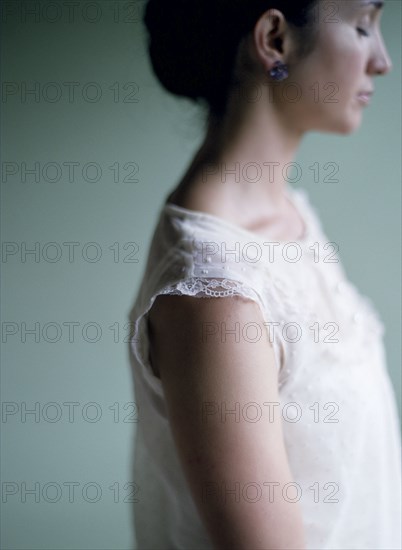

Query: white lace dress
[[130, 185, 401, 550]]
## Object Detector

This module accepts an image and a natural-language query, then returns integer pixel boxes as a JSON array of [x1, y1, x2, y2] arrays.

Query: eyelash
[[357, 27, 370, 37]]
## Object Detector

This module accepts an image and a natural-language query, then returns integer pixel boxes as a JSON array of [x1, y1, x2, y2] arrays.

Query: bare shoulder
[[166, 179, 296, 240]]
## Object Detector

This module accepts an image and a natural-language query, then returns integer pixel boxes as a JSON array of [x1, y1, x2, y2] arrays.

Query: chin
[[336, 106, 364, 134]]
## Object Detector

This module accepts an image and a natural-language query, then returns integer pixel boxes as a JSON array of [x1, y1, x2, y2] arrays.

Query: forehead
[[339, 0, 385, 13], [330, 0, 384, 16]]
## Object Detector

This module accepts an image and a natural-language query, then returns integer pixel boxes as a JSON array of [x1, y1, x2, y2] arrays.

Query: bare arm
[[148, 294, 306, 550]]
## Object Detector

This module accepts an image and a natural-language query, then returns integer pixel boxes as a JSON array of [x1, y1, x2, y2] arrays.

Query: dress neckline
[[163, 185, 311, 245]]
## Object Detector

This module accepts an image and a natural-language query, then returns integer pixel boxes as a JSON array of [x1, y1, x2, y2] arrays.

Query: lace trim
[[158, 277, 258, 300]]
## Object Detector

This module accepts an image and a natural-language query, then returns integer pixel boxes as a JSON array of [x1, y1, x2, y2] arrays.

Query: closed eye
[[357, 27, 370, 36]]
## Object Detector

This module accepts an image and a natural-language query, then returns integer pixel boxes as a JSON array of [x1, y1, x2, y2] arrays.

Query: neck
[[191, 100, 305, 207]]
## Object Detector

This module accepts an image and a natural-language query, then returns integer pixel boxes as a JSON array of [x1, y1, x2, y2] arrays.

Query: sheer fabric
[[130, 185, 401, 549]]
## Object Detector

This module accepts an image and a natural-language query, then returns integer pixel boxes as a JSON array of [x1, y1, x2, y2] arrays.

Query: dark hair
[[143, 0, 320, 120]]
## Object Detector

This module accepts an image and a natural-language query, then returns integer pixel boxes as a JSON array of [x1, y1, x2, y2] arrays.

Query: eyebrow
[[358, 0, 384, 10]]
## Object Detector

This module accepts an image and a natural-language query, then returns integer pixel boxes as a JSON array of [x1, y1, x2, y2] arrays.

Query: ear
[[252, 9, 292, 71]]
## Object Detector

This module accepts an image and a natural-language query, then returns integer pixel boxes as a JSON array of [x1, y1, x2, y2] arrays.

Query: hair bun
[[143, 0, 244, 115]]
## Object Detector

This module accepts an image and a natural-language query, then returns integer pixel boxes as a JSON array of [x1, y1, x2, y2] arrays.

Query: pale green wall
[[1, 1, 400, 549]]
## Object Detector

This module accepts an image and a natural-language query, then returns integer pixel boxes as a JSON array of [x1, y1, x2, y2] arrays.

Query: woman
[[130, 1, 401, 548]]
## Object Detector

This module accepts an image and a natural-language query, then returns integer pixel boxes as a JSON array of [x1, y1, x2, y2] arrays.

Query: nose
[[368, 33, 393, 76]]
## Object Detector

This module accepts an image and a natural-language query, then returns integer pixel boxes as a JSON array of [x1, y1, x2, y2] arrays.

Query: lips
[[356, 93, 372, 105]]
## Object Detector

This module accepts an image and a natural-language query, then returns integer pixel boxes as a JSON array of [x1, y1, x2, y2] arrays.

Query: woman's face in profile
[[282, 0, 392, 135]]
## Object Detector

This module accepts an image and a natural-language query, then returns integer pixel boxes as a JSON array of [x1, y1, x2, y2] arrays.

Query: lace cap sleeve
[[130, 214, 285, 391]]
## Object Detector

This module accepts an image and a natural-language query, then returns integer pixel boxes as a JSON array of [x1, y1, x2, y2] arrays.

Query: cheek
[[315, 29, 365, 95], [294, 33, 364, 106]]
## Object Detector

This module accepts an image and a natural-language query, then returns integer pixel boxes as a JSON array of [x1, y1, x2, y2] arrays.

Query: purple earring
[[269, 60, 289, 81]]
